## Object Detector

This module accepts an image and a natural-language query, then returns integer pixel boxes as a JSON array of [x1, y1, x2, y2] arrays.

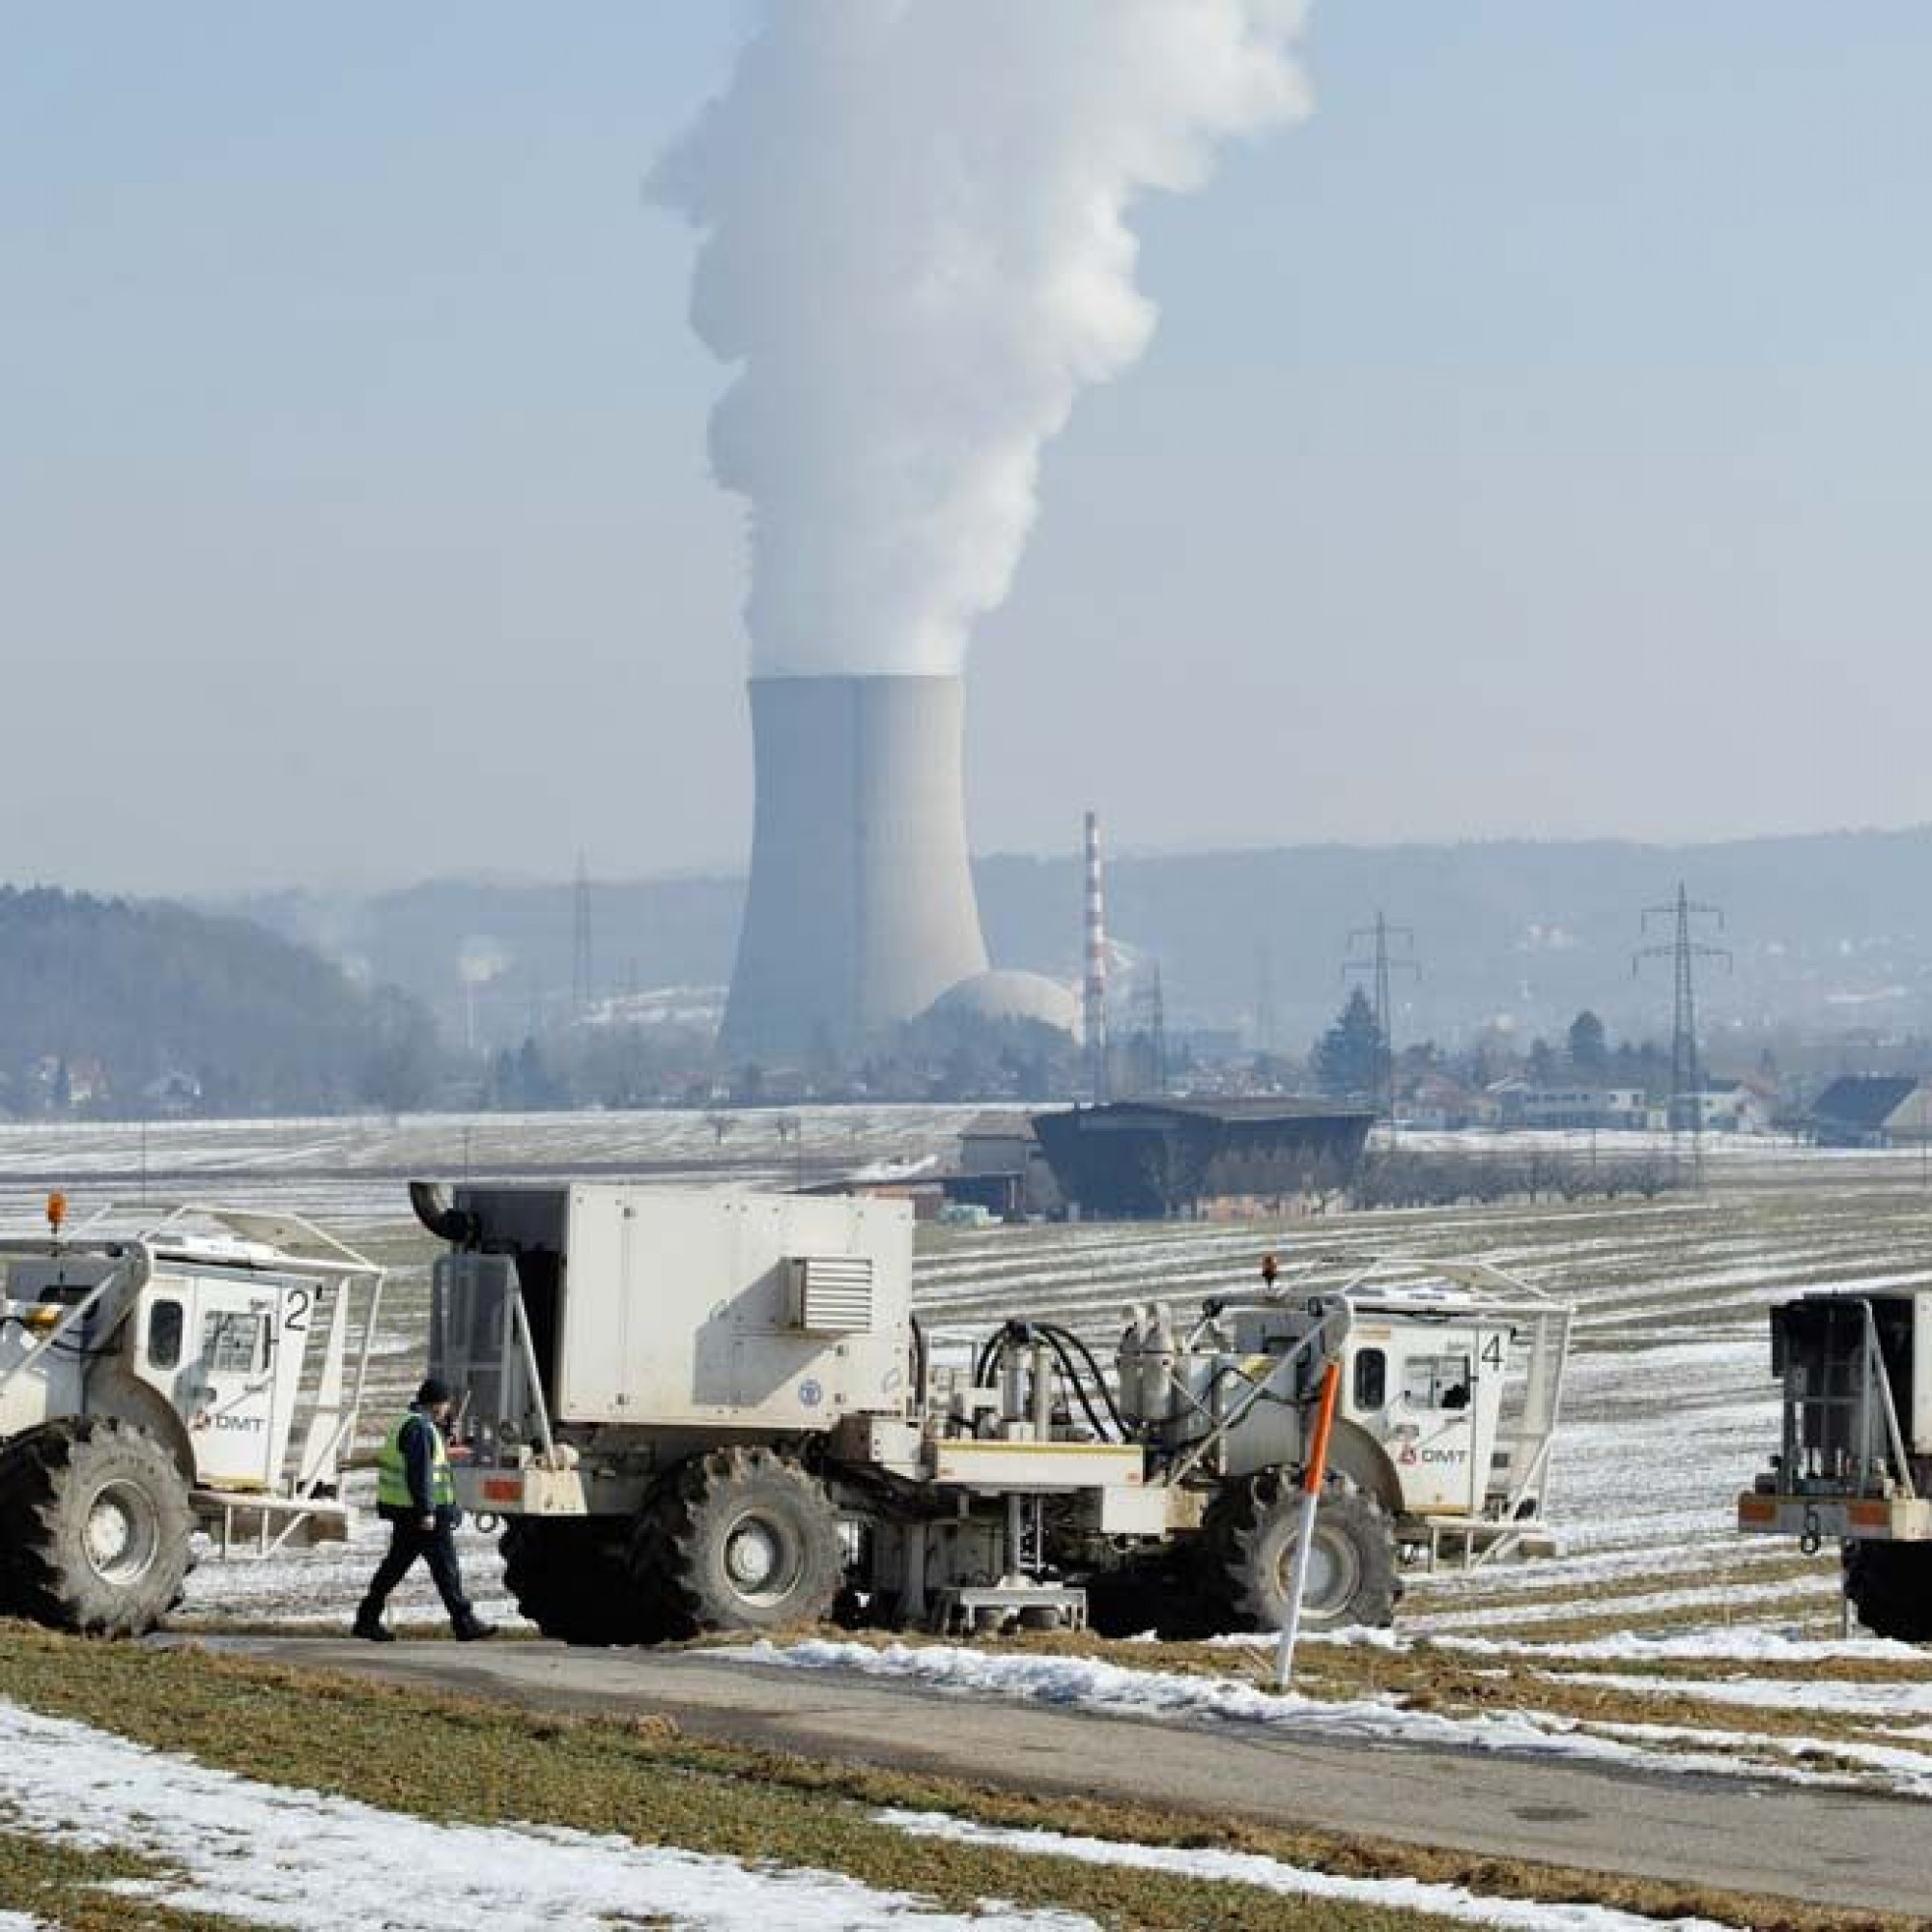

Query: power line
[[1255, 942, 1277, 1058], [1634, 881, 1731, 1185], [1346, 912, 1420, 1123], [1129, 960, 1169, 1095], [571, 852, 594, 1021]]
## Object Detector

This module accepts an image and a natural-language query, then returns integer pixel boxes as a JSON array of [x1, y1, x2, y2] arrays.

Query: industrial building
[[1030, 1098, 1375, 1220]]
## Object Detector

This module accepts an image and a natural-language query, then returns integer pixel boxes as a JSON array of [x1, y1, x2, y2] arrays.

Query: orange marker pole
[[1276, 1358, 1343, 1690]]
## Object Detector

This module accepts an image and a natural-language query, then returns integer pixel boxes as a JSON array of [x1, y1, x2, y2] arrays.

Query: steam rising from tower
[[655, 3, 1312, 1056]]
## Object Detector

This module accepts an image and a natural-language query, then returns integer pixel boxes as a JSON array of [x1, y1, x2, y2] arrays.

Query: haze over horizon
[[7, 4, 1930, 896]]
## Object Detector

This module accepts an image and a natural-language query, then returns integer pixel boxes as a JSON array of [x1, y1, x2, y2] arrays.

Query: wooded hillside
[[0, 888, 437, 1118]]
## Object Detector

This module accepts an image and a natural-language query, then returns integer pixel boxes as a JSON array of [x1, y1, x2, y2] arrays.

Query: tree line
[[0, 887, 440, 1118]]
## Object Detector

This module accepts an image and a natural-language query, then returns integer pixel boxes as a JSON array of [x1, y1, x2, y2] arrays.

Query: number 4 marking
[[1480, 1333, 1504, 1369]]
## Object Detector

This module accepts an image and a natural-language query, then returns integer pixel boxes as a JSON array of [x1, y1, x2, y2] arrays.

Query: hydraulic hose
[[973, 1320, 1127, 1443], [908, 1313, 929, 1410], [974, 1321, 1024, 1388], [1036, 1321, 1130, 1439], [1037, 1326, 1119, 1442]]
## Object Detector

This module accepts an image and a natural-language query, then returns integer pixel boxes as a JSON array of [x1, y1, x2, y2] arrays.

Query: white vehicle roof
[[1259, 1252, 1567, 1323], [0, 1201, 376, 1278]]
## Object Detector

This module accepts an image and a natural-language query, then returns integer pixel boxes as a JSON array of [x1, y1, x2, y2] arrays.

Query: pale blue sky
[[4, 5, 1928, 892]]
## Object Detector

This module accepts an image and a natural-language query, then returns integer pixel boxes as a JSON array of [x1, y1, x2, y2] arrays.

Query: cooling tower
[[720, 674, 990, 1063]]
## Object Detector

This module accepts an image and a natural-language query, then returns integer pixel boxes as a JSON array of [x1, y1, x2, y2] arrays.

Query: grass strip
[[0, 1824, 232, 1932], [0, 1623, 1908, 1932], [0, 1623, 1450, 1932]]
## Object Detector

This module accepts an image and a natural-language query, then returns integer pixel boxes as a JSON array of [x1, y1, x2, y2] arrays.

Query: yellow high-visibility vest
[[375, 1409, 453, 1512]]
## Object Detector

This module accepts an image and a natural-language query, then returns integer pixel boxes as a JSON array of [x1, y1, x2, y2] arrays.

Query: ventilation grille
[[787, 1256, 875, 1334]]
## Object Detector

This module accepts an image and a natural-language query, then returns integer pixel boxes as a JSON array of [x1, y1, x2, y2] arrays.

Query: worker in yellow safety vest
[[354, 1378, 493, 1642]]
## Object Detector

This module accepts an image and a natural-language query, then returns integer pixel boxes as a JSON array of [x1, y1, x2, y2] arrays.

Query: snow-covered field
[[0, 1106, 984, 1231]]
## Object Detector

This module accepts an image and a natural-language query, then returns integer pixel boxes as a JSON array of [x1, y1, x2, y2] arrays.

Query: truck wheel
[[1223, 1468, 1399, 1632], [499, 1519, 664, 1645], [644, 1447, 842, 1636], [1844, 1541, 1932, 1642], [0, 1417, 192, 1637]]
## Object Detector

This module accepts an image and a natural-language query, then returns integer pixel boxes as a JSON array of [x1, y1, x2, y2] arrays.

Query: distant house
[[1688, 1082, 1774, 1137], [1886, 1088, 1932, 1146], [30, 1056, 106, 1111], [1809, 1075, 1922, 1148], [1401, 1072, 1489, 1131], [142, 1069, 203, 1116], [1487, 1083, 1648, 1131], [953, 1112, 1064, 1219]]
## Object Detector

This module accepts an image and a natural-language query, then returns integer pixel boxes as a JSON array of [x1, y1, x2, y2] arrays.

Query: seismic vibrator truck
[[1739, 1288, 1932, 1638], [416, 1181, 1571, 1642], [0, 1198, 384, 1635]]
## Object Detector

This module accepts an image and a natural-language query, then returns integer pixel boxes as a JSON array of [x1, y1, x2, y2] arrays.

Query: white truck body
[[0, 1205, 383, 1546], [424, 1182, 1572, 1640]]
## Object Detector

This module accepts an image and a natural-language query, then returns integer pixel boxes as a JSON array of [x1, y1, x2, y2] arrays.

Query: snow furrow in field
[[1408, 1571, 1841, 1635], [1544, 1668, 1932, 1721]]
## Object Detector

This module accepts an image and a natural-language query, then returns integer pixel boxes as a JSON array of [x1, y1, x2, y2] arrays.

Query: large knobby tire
[[499, 1517, 668, 1646], [1223, 1467, 1399, 1633], [637, 1447, 842, 1638], [0, 1417, 193, 1636], [1844, 1541, 1932, 1642]]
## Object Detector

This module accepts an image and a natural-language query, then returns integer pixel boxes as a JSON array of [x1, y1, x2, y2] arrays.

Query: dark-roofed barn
[[1810, 1075, 1922, 1148], [1030, 1098, 1375, 1220]]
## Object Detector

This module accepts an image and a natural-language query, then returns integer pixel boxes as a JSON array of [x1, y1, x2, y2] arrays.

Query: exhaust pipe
[[409, 1180, 479, 1248]]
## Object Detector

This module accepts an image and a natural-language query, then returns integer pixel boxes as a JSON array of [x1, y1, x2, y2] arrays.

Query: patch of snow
[[1583, 1715, 1932, 1796], [0, 1697, 1090, 1932], [742, 1638, 1676, 1769], [739, 1638, 1932, 1801], [882, 1809, 1735, 1932]]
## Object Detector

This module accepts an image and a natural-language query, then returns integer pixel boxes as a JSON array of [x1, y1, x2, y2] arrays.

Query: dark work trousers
[[360, 1508, 474, 1626]]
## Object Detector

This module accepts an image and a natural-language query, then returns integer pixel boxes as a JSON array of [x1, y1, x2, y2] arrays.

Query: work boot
[[352, 1606, 395, 1643], [453, 1615, 496, 1642]]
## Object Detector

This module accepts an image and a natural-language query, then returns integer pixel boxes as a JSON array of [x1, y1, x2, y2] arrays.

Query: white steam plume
[[654, 1, 1311, 678]]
